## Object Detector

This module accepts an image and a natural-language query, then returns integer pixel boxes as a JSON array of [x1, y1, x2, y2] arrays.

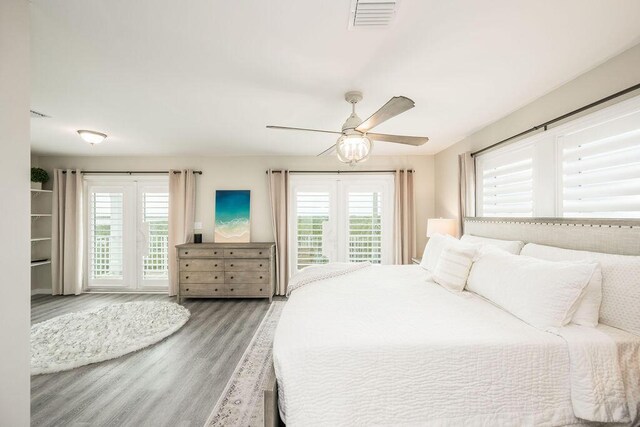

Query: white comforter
[[273, 265, 640, 426]]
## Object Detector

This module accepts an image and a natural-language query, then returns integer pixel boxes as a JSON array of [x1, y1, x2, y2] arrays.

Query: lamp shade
[[426, 218, 456, 237]]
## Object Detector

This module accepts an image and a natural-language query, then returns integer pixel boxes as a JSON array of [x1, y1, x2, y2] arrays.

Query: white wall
[[0, 0, 31, 424], [36, 154, 435, 283], [435, 43, 640, 227]]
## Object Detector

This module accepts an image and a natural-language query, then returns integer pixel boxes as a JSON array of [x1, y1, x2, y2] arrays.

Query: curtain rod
[[471, 82, 640, 157], [266, 169, 414, 174], [61, 170, 203, 175]]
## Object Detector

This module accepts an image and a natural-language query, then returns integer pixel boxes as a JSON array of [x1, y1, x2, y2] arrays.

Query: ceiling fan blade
[[355, 96, 415, 133], [317, 144, 336, 157], [266, 125, 342, 135], [367, 133, 429, 146]]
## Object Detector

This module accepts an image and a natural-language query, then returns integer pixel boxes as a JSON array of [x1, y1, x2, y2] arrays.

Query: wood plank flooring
[[31, 294, 272, 427]]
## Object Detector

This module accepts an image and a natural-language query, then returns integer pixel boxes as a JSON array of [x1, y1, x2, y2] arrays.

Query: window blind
[[142, 191, 169, 279], [348, 191, 383, 263], [295, 191, 330, 270], [89, 191, 124, 279], [559, 109, 640, 218], [480, 148, 534, 217]]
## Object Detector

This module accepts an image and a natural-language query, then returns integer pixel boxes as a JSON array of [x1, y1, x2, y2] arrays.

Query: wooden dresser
[[175, 242, 275, 303]]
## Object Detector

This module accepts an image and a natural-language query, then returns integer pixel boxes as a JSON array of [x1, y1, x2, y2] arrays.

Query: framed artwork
[[214, 190, 251, 243]]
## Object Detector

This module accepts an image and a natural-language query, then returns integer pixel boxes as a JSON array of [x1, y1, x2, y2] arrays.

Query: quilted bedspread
[[273, 265, 639, 426]]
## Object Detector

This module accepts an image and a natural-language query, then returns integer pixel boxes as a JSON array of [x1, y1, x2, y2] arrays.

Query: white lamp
[[426, 218, 457, 237], [336, 133, 372, 165]]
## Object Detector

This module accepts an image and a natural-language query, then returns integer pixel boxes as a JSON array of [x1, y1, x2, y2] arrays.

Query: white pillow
[[432, 241, 478, 292], [521, 243, 603, 327], [521, 244, 640, 336], [467, 250, 597, 330], [420, 234, 456, 272], [460, 234, 524, 255]]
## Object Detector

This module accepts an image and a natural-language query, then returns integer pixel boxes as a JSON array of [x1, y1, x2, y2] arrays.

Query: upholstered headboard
[[463, 217, 640, 256]]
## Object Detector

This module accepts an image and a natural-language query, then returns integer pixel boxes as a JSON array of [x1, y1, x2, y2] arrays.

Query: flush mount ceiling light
[[77, 130, 107, 145], [266, 91, 429, 165]]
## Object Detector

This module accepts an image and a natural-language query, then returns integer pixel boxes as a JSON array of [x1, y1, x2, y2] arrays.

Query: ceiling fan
[[266, 91, 429, 165]]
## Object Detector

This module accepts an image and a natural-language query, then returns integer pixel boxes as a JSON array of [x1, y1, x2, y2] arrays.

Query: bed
[[271, 218, 640, 426]]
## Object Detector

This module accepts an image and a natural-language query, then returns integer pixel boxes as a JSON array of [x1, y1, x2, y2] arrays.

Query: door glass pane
[[142, 191, 169, 280], [296, 191, 330, 270], [348, 191, 383, 263], [89, 192, 124, 280]]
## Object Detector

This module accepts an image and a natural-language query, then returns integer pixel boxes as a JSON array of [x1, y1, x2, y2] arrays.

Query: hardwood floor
[[31, 293, 272, 427]]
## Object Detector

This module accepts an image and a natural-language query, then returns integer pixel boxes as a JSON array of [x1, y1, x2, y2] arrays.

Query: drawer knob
[[186, 288, 190, 291], [215, 288, 218, 291], [214, 252, 217, 255], [230, 264, 234, 267], [186, 276, 189, 279], [186, 264, 189, 267], [230, 288, 234, 291], [260, 288, 263, 291], [214, 264, 218, 267], [259, 251, 262, 255], [260, 276, 263, 279], [230, 276, 234, 279], [230, 251, 234, 255], [215, 276, 218, 279], [259, 264, 263, 267], [185, 251, 189, 255]]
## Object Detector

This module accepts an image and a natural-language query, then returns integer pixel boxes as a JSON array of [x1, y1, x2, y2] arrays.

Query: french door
[[288, 174, 394, 277], [84, 177, 169, 292]]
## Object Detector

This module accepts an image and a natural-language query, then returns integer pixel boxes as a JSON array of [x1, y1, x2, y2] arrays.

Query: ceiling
[[30, 0, 640, 157]]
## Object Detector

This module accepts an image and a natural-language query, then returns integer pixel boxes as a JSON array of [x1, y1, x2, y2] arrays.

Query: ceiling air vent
[[30, 110, 50, 119], [348, 0, 397, 29]]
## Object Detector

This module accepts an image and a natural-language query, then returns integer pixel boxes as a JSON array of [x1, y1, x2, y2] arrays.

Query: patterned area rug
[[205, 301, 285, 427]]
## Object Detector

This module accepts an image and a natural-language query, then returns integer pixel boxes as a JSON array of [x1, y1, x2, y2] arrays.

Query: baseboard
[[31, 288, 52, 296]]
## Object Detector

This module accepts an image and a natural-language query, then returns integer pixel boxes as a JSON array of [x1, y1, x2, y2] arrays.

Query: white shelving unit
[[31, 187, 53, 293]]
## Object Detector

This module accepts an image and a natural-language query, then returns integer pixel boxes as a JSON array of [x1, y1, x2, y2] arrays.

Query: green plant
[[31, 167, 49, 184]]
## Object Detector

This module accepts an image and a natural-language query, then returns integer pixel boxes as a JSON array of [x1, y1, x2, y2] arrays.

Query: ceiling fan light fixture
[[336, 134, 372, 165], [77, 129, 107, 145]]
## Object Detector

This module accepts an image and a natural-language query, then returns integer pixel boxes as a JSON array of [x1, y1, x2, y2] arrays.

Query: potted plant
[[31, 167, 49, 190]]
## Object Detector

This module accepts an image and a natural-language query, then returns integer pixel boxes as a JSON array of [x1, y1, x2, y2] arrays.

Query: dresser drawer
[[225, 271, 269, 284], [179, 248, 223, 258], [223, 248, 269, 259], [180, 283, 226, 296], [227, 283, 270, 296], [224, 259, 269, 271], [180, 271, 223, 284], [180, 259, 224, 271]]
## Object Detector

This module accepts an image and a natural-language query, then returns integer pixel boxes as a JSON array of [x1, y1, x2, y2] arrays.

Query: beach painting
[[214, 190, 251, 243]]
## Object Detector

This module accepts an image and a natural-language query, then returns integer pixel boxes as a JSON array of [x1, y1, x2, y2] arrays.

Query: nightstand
[[411, 257, 421, 265]]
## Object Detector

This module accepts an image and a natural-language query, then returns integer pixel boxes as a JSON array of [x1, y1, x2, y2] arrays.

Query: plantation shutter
[[559, 109, 640, 218], [348, 191, 383, 263], [478, 145, 534, 217], [142, 190, 169, 280], [89, 190, 125, 281], [294, 191, 331, 270]]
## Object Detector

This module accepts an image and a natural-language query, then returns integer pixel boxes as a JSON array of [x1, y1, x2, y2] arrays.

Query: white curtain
[[52, 169, 83, 295], [394, 169, 416, 264], [168, 169, 196, 296], [267, 169, 289, 295], [458, 152, 476, 236]]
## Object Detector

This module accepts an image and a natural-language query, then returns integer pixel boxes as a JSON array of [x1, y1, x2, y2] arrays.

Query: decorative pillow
[[419, 234, 456, 272], [432, 242, 477, 292], [521, 243, 640, 335], [467, 250, 597, 330], [461, 234, 524, 255]]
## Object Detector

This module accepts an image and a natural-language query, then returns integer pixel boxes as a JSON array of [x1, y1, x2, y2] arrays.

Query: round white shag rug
[[31, 301, 190, 375]]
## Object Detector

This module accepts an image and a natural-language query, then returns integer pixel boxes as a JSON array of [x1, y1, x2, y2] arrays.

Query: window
[[476, 94, 640, 219], [289, 174, 394, 276], [85, 177, 169, 291]]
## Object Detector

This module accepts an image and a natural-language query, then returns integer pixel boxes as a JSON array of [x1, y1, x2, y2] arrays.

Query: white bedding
[[273, 265, 640, 426]]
